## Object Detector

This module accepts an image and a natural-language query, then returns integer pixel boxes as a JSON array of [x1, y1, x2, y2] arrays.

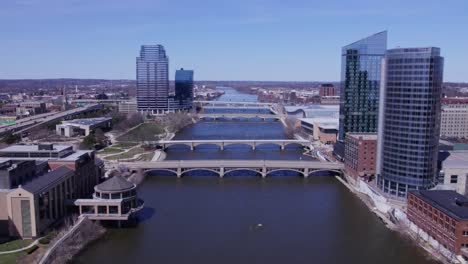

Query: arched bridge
[[194, 101, 274, 107], [120, 160, 343, 178], [155, 139, 310, 151]]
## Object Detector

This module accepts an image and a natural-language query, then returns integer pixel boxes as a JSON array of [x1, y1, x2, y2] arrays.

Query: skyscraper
[[377, 47, 444, 198], [339, 31, 387, 140], [136, 45, 169, 114], [175, 68, 194, 110]]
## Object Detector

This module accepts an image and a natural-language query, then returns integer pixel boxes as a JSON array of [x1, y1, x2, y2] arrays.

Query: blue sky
[[1, 0, 467, 81]]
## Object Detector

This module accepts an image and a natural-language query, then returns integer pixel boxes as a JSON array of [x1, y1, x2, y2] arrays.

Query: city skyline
[[1, 0, 467, 81]]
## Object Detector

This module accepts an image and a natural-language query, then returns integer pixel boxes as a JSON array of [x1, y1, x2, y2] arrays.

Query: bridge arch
[[192, 142, 222, 149], [307, 169, 342, 177], [223, 142, 254, 149], [266, 168, 305, 177], [164, 143, 192, 150], [223, 168, 262, 177], [254, 142, 283, 149], [181, 168, 220, 177]]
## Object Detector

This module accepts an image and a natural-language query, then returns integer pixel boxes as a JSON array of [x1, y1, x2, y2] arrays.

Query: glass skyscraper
[[175, 68, 194, 110], [136, 45, 169, 114], [339, 31, 387, 140], [377, 47, 444, 198]]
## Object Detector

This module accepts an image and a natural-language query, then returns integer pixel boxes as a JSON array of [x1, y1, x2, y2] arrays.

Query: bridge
[[197, 113, 284, 121], [155, 139, 309, 151], [120, 160, 343, 178], [194, 100, 274, 107]]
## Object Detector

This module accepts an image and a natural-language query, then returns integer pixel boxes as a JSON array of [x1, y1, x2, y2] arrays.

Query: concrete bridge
[[155, 139, 309, 151], [194, 100, 274, 107], [120, 160, 343, 178], [197, 113, 284, 121]]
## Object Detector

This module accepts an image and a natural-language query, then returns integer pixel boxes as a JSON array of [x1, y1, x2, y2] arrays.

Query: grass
[[97, 147, 124, 155], [0, 239, 33, 252], [105, 147, 146, 160], [0, 251, 26, 264], [112, 142, 138, 149], [117, 123, 164, 142]]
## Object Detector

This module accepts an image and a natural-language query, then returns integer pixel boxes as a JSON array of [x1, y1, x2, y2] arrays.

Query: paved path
[[0, 237, 43, 255]]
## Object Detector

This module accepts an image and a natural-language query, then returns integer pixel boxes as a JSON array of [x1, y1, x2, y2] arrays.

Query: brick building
[[408, 190, 468, 259], [344, 133, 377, 179]]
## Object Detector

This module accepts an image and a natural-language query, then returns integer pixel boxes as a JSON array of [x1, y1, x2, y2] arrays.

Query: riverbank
[[336, 174, 458, 264]]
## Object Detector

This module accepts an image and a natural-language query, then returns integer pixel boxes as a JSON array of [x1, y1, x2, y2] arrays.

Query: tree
[[1, 132, 21, 144], [284, 117, 299, 139]]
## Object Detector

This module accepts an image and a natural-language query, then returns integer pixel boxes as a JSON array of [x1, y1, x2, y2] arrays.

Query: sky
[[1, 0, 467, 81]]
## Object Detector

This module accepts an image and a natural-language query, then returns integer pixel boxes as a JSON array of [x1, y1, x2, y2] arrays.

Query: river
[[74, 87, 438, 264]]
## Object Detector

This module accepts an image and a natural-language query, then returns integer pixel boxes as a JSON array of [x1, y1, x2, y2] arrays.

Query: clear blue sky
[[1, 0, 467, 81]]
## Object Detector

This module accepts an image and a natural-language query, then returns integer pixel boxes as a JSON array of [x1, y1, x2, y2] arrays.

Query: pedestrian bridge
[[120, 160, 343, 178], [197, 113, 284, 121], [155, 139, 310, 151], [194, 100, 274, 107]]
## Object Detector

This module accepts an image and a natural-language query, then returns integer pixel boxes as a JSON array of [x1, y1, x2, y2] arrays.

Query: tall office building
[[339, 31, 387, 140], [136, 45, 169, 114], [175, 68, 194, 110], [377, 47, 444, 198]]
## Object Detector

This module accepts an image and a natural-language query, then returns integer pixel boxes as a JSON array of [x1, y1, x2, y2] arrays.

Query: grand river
[[75, 87, 437, 264]]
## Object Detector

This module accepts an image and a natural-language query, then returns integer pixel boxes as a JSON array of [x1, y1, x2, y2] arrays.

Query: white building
[[441, 104, 468, 139], [56, 117, 112, 137], [441, 151, 468, 196]]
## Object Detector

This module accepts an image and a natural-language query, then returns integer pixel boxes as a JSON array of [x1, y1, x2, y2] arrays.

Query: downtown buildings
[[136, 44, 194, 115]]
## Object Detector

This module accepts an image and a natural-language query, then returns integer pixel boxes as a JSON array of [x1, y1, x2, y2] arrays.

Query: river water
[[75, 87, 437, 264]]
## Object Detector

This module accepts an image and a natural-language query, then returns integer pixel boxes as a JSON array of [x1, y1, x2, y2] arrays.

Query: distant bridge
[[194, 100, 274, 107], [197, 113, 284, 121], [120, 159, 343, 178], [155, 139, 309, 151]]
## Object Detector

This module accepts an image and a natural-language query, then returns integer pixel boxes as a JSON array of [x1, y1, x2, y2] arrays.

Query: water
[[75, 87, 438, 264]]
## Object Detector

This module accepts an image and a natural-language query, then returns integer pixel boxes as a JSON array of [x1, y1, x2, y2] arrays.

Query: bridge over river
[[154, 139, 309, 151], [119, 159, 343, 178]]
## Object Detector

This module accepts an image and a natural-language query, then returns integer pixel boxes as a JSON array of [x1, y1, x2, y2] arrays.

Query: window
[[463, 231, 468, 236], [450, 175, 458, 184]]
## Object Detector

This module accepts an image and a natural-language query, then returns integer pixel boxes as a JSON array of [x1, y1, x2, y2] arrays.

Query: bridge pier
[[190, 143, 194, 151], [177, 168, 182, 178], [304, 168, 309, 178], [280, 143, 285, 151], [252, 142, 256, 151], [220, 142, 224, 151], [219, 167, 224, 178], [261, 166, 267, 178]]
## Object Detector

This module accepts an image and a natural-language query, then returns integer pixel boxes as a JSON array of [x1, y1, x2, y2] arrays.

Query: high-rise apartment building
[[136, 45, 169, 114], [339, 31, 387, 140], [377, 47, 444, 198], [175, 68, 194, 110]]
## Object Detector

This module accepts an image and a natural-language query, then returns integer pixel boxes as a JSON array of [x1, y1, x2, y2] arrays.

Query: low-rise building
[[56, 117, 112, 137], [440, 151, 468, 196], [407, 190, 468, 260], [299, 118, 338, 144], [119, 101, 138, 114], [441, 104, 468, 139], [344, 133, 378, 179]]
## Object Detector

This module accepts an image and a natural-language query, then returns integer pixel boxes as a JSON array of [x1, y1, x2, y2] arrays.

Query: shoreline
[[335, 174, 454, 264]]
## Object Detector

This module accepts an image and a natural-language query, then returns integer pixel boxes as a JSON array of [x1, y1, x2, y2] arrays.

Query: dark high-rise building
[[136, 45, 169, 114], [339, 31, 387, 140], [175, 68, 194, 110], [377, 47, 444, 198]]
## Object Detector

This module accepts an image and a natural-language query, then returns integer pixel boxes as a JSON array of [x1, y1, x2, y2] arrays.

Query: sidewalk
[[0, 237, 43, 255]]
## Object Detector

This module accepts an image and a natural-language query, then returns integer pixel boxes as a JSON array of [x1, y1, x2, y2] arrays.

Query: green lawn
[[117, 123, 164, 142], [105, 147, 146, 160], [97, 147, 124, 155], [112, 142, 138, 149], [138, 152, 155, 161], [0, 239, 32, 252], [0, 251, 26, 264]]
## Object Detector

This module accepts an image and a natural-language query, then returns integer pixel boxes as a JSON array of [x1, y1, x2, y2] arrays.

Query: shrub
[[25, 245, 38, 254]]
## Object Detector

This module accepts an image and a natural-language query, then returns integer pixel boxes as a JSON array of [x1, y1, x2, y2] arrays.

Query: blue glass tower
[[175, 68, 194, 110], [377, 47, 444, 198], [339, 31, 387, 140]]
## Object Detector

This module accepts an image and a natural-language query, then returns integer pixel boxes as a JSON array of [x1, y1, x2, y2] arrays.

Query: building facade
[[441, 151, 468, 196], [339, 31, 387, 140], [344, 133, 378, 179], [440, 103, 468, 139], [407, 190, 468, 259], [377, 47, 444, 198], [175, 68, 194, 110], [319, 84, 336, 97], [136, 45, 169, 114]]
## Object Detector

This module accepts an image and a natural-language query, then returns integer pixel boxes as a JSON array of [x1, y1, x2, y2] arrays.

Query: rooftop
[[347, 133, 378, 140], [96, 175, 135, 192], [299, 117, 339, 126], [0, 144, 71, 153], [410, 190, 468, 221], [22, 166, 74, 194], [442, 151, 468, 168]]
